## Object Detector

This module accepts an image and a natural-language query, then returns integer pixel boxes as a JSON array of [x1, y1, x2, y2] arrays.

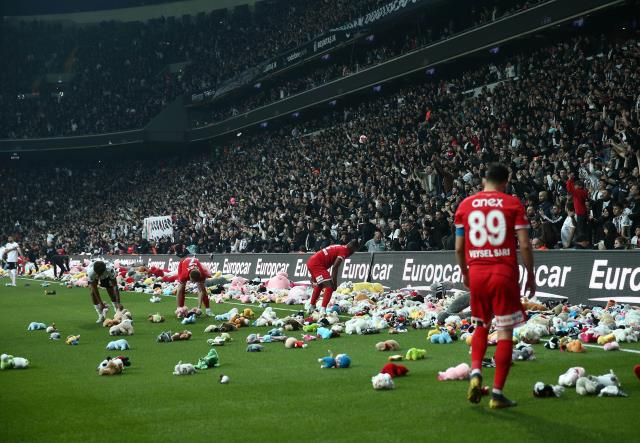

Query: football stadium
[[1, 0, 640, 441]]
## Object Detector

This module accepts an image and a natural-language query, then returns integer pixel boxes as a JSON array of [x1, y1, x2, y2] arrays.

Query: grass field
[[1, 279, 639, 443]]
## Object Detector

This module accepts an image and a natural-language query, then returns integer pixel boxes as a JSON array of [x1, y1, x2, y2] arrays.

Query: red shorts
[[307, 259, 330, 285], [468, 268, 525, 331]]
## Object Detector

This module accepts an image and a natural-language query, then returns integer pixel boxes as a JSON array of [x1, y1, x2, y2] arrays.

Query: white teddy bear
[[173, 361, 196, 375]]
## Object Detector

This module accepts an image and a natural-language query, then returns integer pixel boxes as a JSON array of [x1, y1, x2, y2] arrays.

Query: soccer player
[[86, 260, 124, 323], [176, 257, 213, 317], [305, 240, 358, 315], [454, 163, 535, 409], [3, 236, 23, 287]]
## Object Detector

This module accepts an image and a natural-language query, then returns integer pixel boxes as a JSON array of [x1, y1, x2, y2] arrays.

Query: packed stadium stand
[[1, 0, 639, 256]]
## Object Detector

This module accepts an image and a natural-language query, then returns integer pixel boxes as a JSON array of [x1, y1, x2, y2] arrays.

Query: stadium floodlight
[[236, 132, 242, 137]]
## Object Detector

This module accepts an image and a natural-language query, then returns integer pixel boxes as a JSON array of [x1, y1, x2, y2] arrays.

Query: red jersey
[[177, 257, 210, 283], [307, 245, 350, 269], [454, 191, 529, 277]]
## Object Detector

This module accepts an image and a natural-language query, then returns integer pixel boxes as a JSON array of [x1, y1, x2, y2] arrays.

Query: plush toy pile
[[1, 353, 29, 369]]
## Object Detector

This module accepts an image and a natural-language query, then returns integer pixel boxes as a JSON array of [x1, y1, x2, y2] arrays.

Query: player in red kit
[[454, 163, 535, 409], [176, 257, 213, 317], [305, 240, 358, 315]]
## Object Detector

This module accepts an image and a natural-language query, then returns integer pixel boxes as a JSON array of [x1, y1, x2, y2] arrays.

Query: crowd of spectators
[[2, 27, 640, 255], [1, 0, 540, 138]]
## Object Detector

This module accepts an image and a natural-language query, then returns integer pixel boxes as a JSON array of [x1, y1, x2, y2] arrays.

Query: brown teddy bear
[[375, 340, 400, 351], [171, 330, 192, 341]]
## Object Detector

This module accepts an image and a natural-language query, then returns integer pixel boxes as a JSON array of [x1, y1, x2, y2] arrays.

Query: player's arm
[[517, 229, 536, 297], [330, 257, 344, 289], [454, 228, 468, 288]]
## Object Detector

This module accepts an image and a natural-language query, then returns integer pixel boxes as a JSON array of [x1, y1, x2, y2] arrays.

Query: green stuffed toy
[[194, 348, 219, 370], [405, 348, 426, 361], [302, 324, 318, 333]]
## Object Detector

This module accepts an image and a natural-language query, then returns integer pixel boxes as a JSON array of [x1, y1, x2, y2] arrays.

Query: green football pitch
[[1, 280, 639, 443]]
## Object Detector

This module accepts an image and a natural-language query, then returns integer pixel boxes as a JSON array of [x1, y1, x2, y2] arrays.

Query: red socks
[[634, 364, 640, 381], [493, 339, 513, 390], [321, 287, 334, 308], [310, 285, 321, 306], [471, 326, 488, 370]]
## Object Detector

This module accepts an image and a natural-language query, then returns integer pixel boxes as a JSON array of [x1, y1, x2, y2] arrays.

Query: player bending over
[[176, 257, 212, 317], [87, 260, 124, 323], [454, 163, 535, 409], [305, 240, 358, 315]]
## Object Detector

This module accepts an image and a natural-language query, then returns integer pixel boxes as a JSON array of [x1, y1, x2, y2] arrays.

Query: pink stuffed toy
[[230, 276, 248, 293], [579, 332, 597, 343], [437, 363, 470, 381], [266, 272, 291, 290], [285, 285, 309, 305], [175, 306, 188, 318], [604, 342, 619, 351]]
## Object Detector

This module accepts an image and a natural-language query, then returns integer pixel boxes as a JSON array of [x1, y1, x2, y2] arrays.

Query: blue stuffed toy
[[317, 327, 332, 340], [318, 351, 351, 368], [106, 339, 130, 351], [430, 332, 453, 344], [246, 344, 264, 352], [27, 322, 46, 331], [181, 313, 196, 325]]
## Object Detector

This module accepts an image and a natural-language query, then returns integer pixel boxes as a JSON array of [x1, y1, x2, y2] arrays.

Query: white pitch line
[[542, 338, 640, 355]]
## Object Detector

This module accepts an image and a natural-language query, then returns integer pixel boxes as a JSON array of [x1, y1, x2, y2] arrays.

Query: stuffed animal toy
[[207, 337, 225, 346], [318, 352, 351, 368], [302, 324, 318, 333], [181, 313, 197, 325], [437, 363, 470, 381], [634, 364, 640, 381], [66, 335, 80, 345], [246, 344, 264, 352], [106, 339, 129, 350], [149, 296, 162, 303], [0, 354, 29, 369], [98, 357, 124, 376], [171, 331, 192, 341], [598, 385, 628, 397], [254, 307, 278, 327], [50, 332, 61, 340], [27, 322, 46, 331], [157, 331, 173, 342], [533, 382, 564, 398], [576, 376, 600, 396], [405, 348, 426, 361], [194, 348, 220, 370], [544, 336, 560, 349], [115, 355, 131, 367], [285, 337, 307, 349], [388, 355, 403, 361], [558, 367, 586, 387], [109, 319, 134, 336], [597, 333, 616, 345], [565, 340, 586, 353], [512, 342, 535, 361], [173, 361, 196, 375], [371, 373, 395, 390], [44, 290, 56, 295], [303, 334, 317, 342], [316, 327, 334, 340], [242, 308, 256, 319], [246, 333, 260, 344], [380, 363, 409, 378], [603, 341, 620, 351], [220, 374, 230, 384], [148, 313, 165, 323], [45, 323, 57, 334], [375, 340, 400, 351], [113, 309, 133, 322], [102, 318, 120, 328], [215, 308, 238, 322], [175, 306, 188, 319], [594, 370, 620, 388], [430, 331, 453, 344]]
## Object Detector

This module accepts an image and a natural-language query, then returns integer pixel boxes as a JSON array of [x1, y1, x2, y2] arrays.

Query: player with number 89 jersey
[[454, 163, 535, 410]]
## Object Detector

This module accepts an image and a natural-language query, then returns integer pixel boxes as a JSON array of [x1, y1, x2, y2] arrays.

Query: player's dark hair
[[347, 239, 360, 251], [189, 269, 201, 281], [94, 261, 106, 274], [485, 163, 510, 184]]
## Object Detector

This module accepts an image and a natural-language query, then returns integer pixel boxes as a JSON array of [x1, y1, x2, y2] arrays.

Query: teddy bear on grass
[[0, 353, 29, 369]]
